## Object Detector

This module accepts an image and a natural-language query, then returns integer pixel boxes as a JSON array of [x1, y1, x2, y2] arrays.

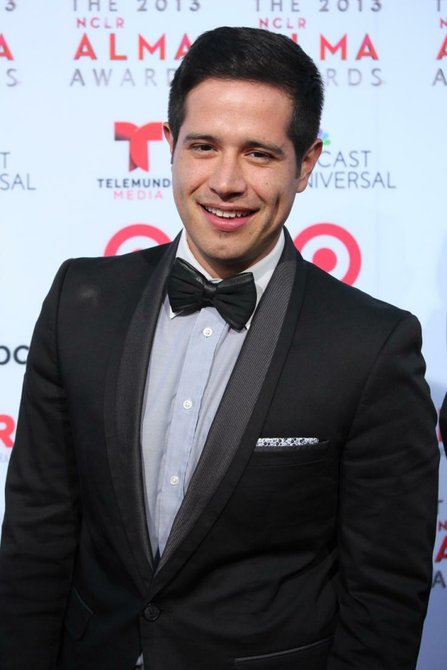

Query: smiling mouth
[[202, 205, 255, 219]]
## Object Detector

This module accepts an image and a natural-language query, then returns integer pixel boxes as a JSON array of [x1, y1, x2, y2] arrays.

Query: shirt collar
[[168, 229, 285, 329]]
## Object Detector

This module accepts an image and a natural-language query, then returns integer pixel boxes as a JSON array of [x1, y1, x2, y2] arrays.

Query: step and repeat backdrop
[[1, 1, 446, 666]]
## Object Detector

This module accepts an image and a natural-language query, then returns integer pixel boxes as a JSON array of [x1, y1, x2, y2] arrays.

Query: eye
[[190, 143, 215, 153], [247, 150, 274, 162]]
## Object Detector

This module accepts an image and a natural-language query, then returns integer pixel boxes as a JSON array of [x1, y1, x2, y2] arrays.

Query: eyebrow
[[245, 139, 285, 157], [183, 133, 216, 144], [183, 133, 285, 157]]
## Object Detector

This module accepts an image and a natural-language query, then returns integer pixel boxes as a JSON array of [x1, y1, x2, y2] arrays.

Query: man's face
[[164, 78, 321, 278]]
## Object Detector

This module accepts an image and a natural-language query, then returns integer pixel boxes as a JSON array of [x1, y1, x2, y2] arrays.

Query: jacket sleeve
[[0, 261, 80, 670], [327, 314, 439, 670]]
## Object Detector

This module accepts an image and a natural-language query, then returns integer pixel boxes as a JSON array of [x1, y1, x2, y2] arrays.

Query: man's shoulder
[[42, 242, 175, 314], [302, 258, 415, 336], [51, 241, 173, 292], [66, 241, 173, 277]]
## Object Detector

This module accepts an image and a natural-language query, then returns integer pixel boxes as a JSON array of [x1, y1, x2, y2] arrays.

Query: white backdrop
[[1, 2, 446, 667]]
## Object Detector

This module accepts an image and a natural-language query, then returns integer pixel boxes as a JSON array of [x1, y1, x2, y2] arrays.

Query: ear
[[163, 122, 175, 156], [296, 139, 322, 193]]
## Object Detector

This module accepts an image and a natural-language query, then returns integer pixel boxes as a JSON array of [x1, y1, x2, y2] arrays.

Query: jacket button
[[143, 602, 160, 621]]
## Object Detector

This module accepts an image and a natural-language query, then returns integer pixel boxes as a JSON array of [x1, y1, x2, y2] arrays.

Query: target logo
[[294, 223, 361, 286], [104, 224, 171, 256]]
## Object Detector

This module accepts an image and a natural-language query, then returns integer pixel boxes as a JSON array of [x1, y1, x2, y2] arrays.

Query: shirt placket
[[156, 307, 227, 554]]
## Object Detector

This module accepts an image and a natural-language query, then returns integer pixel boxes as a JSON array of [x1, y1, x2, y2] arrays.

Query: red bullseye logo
[[104, 224, 171, 256], [294, 223, 361, 286]]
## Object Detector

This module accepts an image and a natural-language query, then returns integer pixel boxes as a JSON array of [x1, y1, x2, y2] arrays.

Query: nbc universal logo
[[97, 121, 171, 200], [0, 151, 36, 192], [308, 131, 396, 190]]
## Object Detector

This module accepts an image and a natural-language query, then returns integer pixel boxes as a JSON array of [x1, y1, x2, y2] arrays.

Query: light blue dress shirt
[[141, 230, 285, 557]]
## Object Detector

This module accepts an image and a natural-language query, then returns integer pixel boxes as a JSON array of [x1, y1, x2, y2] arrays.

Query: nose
[[208, 153, 247, 199]]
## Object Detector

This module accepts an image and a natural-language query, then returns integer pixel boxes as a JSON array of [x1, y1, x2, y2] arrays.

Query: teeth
[[205, 206, 250, 219]]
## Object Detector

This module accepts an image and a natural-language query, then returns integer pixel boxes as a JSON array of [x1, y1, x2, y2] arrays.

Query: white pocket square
[[256, 437, 319, 447]]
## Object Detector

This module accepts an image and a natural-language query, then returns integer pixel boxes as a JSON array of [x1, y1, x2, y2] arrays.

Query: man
[[0, 27, 439, 670]]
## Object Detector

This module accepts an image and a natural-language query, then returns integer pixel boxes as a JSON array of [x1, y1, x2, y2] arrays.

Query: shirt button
[[183, 399, 193, 410], [202, 327, 213, 337], [143, 602, 160, 622], [169, 475, 179, 486]]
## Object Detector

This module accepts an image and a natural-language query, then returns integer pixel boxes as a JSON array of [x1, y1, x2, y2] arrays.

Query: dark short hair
[[168, 26, 324, 165]]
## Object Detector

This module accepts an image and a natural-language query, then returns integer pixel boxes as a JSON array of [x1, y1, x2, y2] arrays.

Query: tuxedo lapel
[[154, 232, 307, 589], [104, 238, 179, 588]]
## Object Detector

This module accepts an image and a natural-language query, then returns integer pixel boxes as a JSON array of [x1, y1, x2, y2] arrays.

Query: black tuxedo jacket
[[0, 231, 439, 670]]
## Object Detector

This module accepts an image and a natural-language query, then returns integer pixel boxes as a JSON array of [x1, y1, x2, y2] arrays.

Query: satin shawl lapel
[[153, 233, 307, 590], [104, 238, 179, 589]]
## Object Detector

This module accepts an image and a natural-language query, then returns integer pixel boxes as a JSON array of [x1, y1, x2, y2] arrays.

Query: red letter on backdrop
[[320, 35, 347, 60], [0, 415, 14, 448], [175, 34, 191, 60], [437, 34, 447, 59], [0, 34, 13, 60], [435, 536, 447, 562], [109, 33, 127, 60], [356, 34, 379, 60], [138, 34, 166, 60], [74, 34, 97, 60]]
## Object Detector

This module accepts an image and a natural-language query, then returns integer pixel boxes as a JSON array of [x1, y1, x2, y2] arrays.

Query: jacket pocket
[[250, 440, 331, 467], [234, 635, 333, 669], [63, 586, 93, 640]]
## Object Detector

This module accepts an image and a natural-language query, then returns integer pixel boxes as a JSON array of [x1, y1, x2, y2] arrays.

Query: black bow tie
[[167, 258, 257, 331]]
